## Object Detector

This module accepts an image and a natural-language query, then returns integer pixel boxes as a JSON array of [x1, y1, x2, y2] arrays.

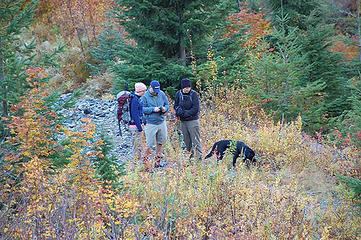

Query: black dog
[[205, 140, 256, 167]]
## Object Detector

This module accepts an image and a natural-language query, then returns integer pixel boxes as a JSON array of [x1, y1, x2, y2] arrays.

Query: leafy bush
[[338, 174, 361, 203], [0, 69, 138, 239]]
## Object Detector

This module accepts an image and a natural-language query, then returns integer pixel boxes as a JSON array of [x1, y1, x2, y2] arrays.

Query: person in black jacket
[[174, 78, 202, 160]]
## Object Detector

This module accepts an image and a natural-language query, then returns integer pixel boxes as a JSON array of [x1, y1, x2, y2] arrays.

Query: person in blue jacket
[[129, 82, 147, 160], [141, 80, 169, 168]]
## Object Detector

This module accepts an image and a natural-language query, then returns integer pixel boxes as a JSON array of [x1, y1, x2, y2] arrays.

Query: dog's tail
[[204, 143, 217, 159]]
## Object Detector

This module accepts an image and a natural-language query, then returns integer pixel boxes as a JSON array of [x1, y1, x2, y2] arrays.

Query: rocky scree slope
[[56, 94, 133, 162]]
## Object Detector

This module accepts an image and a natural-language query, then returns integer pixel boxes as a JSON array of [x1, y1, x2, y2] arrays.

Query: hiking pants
[[180, 119, 202, 159]]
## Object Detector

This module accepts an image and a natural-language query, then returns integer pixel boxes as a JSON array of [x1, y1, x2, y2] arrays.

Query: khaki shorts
[[144, 121, 167, 147]]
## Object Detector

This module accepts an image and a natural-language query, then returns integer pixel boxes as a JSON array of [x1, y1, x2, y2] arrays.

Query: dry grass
[[120, 87, 360, 239]]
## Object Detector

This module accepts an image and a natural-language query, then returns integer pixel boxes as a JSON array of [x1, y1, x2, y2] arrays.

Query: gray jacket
[[141, 90, 169, 125]]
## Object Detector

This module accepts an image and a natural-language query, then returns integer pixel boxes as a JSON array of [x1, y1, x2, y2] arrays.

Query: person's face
[[182, 86, 191, 93], [137, 89, 146, 96], [149, 86, 158, 95]]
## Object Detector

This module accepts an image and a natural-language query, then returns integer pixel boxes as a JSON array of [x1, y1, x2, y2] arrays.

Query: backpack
[[116, 91, 133, 135], [180, 90, 194, 104]]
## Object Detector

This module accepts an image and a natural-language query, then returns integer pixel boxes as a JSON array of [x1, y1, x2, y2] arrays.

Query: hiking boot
[[154, 156, 162, 168], [143, 165, 151, 172], [188, 153, 194, 161], [142, 157, 151, 172], [154, 162, 162, 168]]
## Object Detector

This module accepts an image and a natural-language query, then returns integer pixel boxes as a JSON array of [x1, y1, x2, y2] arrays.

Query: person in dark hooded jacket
[[174, 78, 202, 160]]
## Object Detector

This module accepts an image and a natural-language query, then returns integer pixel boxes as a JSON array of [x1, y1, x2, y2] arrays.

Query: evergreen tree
[[89, 25, 123, 75], [332, 76, 361, 147], [0, 0, 64, 138], [246, 17, 326, 132], [338, 174, 361, 205], [0, 0, 38, 119], [265, 0, 319, 30], [93, 0, 235, 94], [92, 133, 125, 190], [195, 30, 249, 94], [90, 25, 189, 95], [298, 11, 351, 121], [261, 0, 351, 132]]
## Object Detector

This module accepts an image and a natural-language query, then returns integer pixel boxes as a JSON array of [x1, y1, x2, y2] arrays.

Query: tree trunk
[[178, 23, 186, 66], [180, 46, 186, 66], [178, 2, 186, 66]]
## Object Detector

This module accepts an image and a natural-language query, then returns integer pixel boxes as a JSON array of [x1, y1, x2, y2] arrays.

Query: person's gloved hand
[[175, 106, 184, 117], [160, 106, 166, 115], [183, 110, 190, 118]]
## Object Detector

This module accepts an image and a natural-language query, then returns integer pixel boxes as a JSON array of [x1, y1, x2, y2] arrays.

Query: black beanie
[[181, 78, 191, 88]]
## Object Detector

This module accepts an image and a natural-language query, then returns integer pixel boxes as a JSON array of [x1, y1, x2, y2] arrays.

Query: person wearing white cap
[[140, 80, 169, 168]]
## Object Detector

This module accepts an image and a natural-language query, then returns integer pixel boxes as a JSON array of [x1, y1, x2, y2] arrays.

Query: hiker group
[[119, 78, 202, 170]]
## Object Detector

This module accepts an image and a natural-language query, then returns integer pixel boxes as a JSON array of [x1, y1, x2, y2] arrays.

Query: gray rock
[[56, 94, 133, 162]]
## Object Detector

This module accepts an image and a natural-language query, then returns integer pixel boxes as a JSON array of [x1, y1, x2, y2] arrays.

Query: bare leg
[[156, 143, 163, 157], [154, 143, 163, 168], [144, 147, 151, 159], [143, 146, 151, 171]]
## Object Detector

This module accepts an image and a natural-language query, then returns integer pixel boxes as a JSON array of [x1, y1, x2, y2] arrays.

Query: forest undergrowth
[[0, 70, 360, 239], [123, 87, 360, 239]]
